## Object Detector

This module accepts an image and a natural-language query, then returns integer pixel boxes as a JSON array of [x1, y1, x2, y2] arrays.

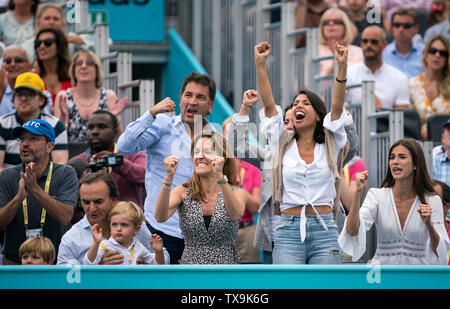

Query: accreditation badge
[[26, 228, 43, 239]]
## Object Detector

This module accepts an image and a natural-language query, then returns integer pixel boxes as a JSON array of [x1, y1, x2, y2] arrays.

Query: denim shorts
[[272, 213, 342, 264]]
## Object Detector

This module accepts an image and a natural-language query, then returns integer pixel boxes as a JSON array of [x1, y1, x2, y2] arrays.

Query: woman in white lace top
[[339, 138, 450, 264]]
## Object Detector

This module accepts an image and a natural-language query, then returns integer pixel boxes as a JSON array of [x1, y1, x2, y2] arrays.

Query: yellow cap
[[14, 72, 45, 94]]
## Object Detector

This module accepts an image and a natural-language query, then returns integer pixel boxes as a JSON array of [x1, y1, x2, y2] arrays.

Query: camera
[[88, 154, 124, 172]]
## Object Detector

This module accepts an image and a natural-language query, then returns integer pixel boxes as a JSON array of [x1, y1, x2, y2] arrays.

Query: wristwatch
[[217, 175, 228, 184]]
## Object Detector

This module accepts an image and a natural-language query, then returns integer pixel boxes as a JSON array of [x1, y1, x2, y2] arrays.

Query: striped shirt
[[433, 151, 450, 187], [0, 112, 67, 169]]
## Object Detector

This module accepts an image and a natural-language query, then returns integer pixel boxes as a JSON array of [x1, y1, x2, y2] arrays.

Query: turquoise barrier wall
[[163, 28, 235, 131], [1, 265, 449, 289]]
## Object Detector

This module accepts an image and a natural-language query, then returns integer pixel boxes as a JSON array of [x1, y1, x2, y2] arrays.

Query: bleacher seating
[[427, 114, 450, 144]]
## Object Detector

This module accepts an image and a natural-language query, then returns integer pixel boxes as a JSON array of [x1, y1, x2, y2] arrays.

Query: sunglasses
[[322, 19, 344, 26], [74, 59, 96, 67], [34, 38, 55, 48], [392, 22, 415, 29], [4, 57, 25, 64], [428, 47, 449, 57], [15, 89, 39, 99], [361, 38, 380, 45]]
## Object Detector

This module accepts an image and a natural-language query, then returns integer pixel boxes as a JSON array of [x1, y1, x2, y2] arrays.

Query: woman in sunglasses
[[318, 8, 363, 76], [34, 28, 71, 108], [409, 35, 450, 140], [53, 49, 126, 142], [0, 0, 40, 46]]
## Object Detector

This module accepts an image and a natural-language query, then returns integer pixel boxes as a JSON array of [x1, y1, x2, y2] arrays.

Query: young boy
[[84, 201, 165, 265], [19, 237, 56, 265]]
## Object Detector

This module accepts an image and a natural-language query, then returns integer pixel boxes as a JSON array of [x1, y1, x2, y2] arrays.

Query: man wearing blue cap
[[434, 118, 450, 187], [0, 119, 78, 264]]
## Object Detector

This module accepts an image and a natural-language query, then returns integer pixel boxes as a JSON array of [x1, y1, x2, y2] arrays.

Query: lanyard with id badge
[[23, 162, 53, 239]]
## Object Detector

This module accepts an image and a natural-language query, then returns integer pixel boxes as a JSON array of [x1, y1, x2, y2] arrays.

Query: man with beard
[[346, 26, 410, 110], [73, 110, 146, 209], [0, 118, 78, 264]]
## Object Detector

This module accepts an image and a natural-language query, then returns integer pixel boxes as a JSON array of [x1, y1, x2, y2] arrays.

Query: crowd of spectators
[[0, 0, 448, 267]]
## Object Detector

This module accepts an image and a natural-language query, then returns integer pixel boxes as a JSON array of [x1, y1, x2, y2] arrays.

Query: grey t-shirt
[[0, 162, 78, 263]]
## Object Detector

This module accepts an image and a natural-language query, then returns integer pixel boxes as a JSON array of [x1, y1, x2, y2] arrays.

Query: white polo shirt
[[346, 61, 410, 109]]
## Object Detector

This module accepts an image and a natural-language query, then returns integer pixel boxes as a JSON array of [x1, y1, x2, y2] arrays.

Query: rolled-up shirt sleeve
[[117, 111, 166, 155], [323, 110, 350, 152]]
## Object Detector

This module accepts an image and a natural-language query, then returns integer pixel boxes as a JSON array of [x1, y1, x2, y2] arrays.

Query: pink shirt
[[236, 159, 261, 223]]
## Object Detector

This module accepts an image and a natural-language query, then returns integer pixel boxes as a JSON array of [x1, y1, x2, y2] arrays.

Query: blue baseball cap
[[11, 119, 55, 143], [442, 118, 450, 129]]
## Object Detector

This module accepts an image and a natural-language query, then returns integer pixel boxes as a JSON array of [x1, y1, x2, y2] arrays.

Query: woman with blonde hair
[[53, 49, 126, 142], [319, 7, 363, 76], [409, 35, 450, 140], [155, 131, 247, 264]]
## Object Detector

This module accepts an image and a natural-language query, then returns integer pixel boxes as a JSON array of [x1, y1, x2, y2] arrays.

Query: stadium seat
[[376, 109, 422, 140], [427, 114, 450, 143]]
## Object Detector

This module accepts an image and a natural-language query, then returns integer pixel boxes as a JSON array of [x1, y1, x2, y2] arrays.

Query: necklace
[[73, 89, 100, 107]]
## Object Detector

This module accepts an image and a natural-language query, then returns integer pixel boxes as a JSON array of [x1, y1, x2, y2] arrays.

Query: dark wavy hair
[[380, 138, 436, 204], [35, 28, 70, 82], [290, 89, 327, 144]]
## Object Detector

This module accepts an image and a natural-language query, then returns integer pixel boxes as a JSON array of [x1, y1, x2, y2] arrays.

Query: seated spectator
[[319, 7, 363, 76], [21, 3, 97, 62], [424, 0, 450, 44], [0, 0, 39, 46], [427, 0, 447, 28], [409, 35, 450, 140], [73, 110, 146, 209], [380, 0, 433, 32], [382, 9, 424, 79], [347, 26, 410, 109], [53, 50, 126, 143], [346, 0, 384, 46], [0, 45, 51, 116], [0, 118, 78, 264], [34, 28, 71, 107], [19, 236, 55, 265], [57, 171, 170, 265], [294, 0, 356, 48], [84, 201, 165, 265], [0, 72, 68, 170], [434, 118, 450, 186]]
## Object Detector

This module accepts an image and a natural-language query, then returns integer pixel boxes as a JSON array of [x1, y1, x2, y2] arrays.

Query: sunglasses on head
[[428, 47, 449, 57], [322, 19, 344, 26], [361, 38, 380, 45], [34, 38, 55, 48], [392, 22, 415, 29], [4, 57, 25, 64]]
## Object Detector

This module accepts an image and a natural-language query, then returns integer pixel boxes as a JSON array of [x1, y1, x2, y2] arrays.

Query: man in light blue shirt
[[57, 171, 170, 265], [117, 72, 217, 264], [382, 9, 424, 79], [433, 119, 450, 187]]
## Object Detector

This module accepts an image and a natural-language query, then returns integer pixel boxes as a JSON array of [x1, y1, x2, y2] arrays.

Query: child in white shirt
[[85, 201, 165, 265]]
